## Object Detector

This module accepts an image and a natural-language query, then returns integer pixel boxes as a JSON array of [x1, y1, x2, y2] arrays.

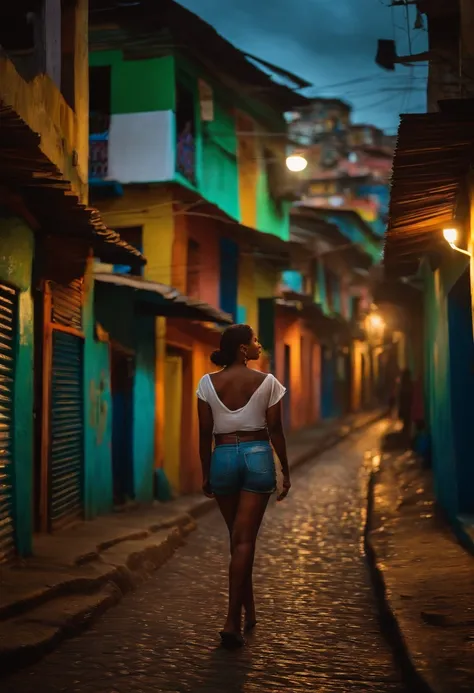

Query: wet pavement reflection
[[4, 421, 407, 693]]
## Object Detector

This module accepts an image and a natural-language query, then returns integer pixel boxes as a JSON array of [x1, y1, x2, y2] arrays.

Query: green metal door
[[0, 284, 17, 561]]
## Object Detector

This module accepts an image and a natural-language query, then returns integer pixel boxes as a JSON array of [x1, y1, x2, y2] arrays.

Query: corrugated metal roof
[[0, 100, 146, 269], [385, 108, 474, 275], [89, 0, 308, 114], [94, 272, 233, 325]]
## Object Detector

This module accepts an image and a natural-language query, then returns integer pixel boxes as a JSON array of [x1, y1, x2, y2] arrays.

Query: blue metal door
[[111, 348, 135, 505], [0, 284, 17, 562], [48, 280, 84, 531]]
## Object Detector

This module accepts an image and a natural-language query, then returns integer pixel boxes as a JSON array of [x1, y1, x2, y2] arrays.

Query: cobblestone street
[[3, 421, 406, 693]]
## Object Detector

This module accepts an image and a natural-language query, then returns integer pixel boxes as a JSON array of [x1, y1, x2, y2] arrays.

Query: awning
[[385, 106, 474, 275], [94, 272, 233, 324], [0, 99, 146, 270]]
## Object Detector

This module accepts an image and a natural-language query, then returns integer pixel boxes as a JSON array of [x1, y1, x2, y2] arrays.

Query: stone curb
[[1, 411, 385, 678], [364, 467, 433, 693]]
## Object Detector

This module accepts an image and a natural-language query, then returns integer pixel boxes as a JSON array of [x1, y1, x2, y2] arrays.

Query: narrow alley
[[3, 422, 406, 693]]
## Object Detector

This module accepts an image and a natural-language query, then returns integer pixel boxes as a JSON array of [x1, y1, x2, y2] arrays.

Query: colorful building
[[88, 0, 307, 496], [385, 104, 474, 521], [0, 0, 144, 561]]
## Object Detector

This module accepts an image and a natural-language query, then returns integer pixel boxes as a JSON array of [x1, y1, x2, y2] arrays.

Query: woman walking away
[[196, 324, 291, 649]]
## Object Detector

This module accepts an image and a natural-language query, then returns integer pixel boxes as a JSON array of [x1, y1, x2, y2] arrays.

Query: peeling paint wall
[[84, 263, 113, 518]]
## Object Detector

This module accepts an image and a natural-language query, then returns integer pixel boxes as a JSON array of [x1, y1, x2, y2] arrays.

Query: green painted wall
[[200, 106, 240, 221], [84, 272, 113, 519], [0, 212, 34, 556], [94, 283, 155, 504], [90, 50, 176, 113], [256, 172, 290, 241]]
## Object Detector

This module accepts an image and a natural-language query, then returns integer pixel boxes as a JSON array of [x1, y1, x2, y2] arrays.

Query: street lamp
[[286, 154, 308, 172], [442, 226, 471, 257]]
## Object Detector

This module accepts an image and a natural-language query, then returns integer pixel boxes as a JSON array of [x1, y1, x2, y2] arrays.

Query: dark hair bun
[[210, 350, 228, 367]]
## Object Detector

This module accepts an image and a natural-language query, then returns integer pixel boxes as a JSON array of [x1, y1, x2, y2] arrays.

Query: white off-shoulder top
[[196, 373, 286, 434]]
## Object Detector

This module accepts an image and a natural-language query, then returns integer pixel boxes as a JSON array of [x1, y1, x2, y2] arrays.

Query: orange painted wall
[[274, 311, 321, 431], [166, 320, 220, 494], [172, 207, 220, 307]]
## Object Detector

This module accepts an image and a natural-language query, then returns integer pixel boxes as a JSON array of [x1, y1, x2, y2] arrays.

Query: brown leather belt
[[214, 430, 269, 447]]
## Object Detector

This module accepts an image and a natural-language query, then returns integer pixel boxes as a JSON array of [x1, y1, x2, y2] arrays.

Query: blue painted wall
[[0, 212, 34, 556], [282, 270, 304, 294], [94, 282, 156, 504]]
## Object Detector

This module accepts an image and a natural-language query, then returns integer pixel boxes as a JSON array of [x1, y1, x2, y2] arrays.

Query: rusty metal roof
[[0, 101, 146, 269], [89, 0, 308, 114], [385, 108, 474, 275], [94, 272, 233, 324]]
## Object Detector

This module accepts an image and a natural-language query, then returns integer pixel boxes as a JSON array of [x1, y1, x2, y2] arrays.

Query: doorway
[[321, 346, 335, 419], [111, 345, 135, 506]]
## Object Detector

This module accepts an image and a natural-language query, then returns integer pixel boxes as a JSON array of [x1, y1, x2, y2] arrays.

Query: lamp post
[[442, 227, 472, 257]]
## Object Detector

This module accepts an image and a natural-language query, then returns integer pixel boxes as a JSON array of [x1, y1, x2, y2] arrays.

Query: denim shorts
[[210, 441, 276, 496]]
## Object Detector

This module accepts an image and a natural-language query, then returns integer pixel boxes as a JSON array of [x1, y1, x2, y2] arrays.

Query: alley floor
[[3, 421, 407, 693]]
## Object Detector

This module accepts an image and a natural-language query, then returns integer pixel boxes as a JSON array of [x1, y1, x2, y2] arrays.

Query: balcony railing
[[176, 124, 196, 184], [89, 112, 110, 180]]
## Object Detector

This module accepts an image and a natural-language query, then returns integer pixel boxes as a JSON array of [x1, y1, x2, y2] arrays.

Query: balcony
[[176, 124, 196, 185], [89, 113, 110, 181]]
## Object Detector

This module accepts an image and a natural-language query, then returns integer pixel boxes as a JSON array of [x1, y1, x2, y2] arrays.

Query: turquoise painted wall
[[84, 272, 113, 519], [322, 213, 381, 262], [94, 283, 155, 504], [315, 260, 329, 315], [133, 314, 155, 503], [0, 212, 34, 556], [422, 253, 471, 518], [200, 107, 240, 221], [256, 175, 290, 240]]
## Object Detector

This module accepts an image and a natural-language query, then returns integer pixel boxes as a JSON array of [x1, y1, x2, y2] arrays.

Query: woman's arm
[[197, 398, 214, 496], [267, 401, 291, 501]]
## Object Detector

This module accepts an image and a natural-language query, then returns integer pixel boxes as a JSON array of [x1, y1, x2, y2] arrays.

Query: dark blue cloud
[[178, 0, 428, 132]]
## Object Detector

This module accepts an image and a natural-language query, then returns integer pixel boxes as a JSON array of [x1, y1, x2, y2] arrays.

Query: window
[[113, 227, 143, 277], [186, 239, 200, 298], [176, 79, 196, 183]]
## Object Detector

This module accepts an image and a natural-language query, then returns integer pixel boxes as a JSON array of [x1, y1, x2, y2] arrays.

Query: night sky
[[178, 0, 428, 133]]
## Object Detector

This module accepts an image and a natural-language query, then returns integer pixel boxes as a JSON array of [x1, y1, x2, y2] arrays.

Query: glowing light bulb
[[443, 227, 458, 244], [286, 155, 308, 172]]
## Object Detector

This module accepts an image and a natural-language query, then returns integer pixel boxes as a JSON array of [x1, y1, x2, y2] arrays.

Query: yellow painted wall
[[351, 340, 364, 412], [237, 113, 259, 228], [238, 253, 258, 328], [0, 0, 89, 201]]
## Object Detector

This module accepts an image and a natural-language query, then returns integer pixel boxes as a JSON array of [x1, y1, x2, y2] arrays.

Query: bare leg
[[215, 494, 257, 628], [223, 491, 270, 634]]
